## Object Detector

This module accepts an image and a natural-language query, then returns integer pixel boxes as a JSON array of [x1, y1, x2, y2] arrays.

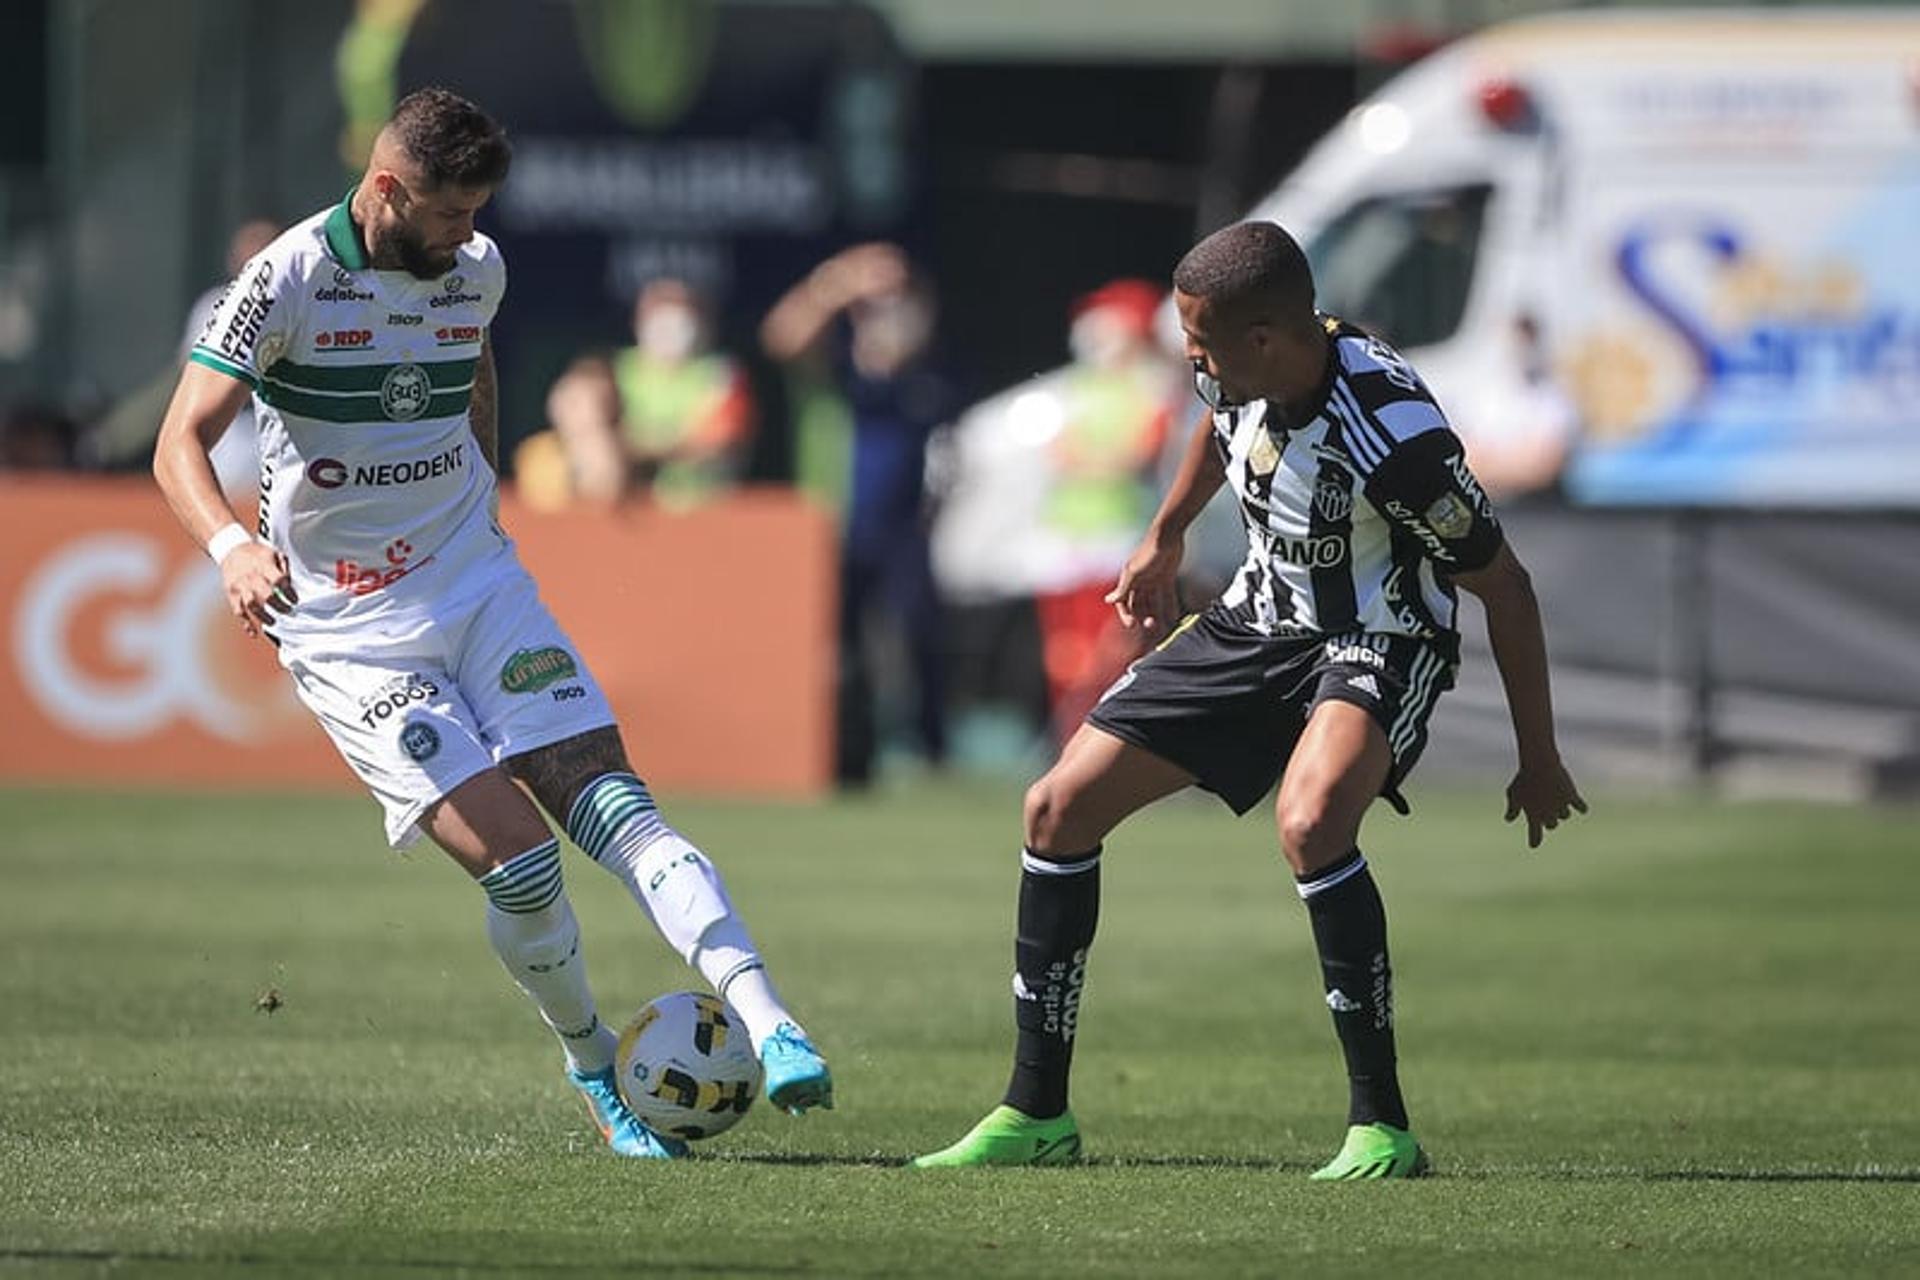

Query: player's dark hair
[[389, 88, 512, 190], [1172, 221, 1315, 329]]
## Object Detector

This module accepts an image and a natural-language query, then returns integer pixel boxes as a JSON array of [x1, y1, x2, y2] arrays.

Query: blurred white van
[[934, 9, 1920, 604], [1253, 8, 1920, 506]]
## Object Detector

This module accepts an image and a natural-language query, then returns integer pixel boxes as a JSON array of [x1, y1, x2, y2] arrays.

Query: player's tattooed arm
[[507, 724, 630, 827], [470, 330, 499, 473]]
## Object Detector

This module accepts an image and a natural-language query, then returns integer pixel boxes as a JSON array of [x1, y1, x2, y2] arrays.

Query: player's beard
[[384, 221, 459, 281]]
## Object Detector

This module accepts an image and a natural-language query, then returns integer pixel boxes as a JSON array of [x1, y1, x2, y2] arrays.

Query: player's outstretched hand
[[1504, 757, 1587, 849], [1105, 533, 1183, 635], [221, 541, 297, 639]]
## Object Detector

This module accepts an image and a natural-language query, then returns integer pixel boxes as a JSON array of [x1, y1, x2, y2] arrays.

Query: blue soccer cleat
[[760, 1022, 834, 1115], [567, 1065, 688, 1159]]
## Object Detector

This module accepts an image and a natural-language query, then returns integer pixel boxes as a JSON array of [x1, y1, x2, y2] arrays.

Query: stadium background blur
[[2, 3, 1918, 1275]]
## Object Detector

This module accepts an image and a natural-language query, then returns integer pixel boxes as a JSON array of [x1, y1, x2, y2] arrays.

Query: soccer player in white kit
[[152, 88, 832, 1158]]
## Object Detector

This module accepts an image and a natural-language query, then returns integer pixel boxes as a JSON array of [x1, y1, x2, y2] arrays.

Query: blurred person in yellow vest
[[528, 278, 756, 511], [1036, 278, 1179, 741]]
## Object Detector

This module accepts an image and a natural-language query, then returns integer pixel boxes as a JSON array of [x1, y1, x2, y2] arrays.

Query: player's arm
[[1368, 426, 1585, 846], [1453, 543, 1586, 848], [1106, 409, 1225, 633], [153, 362, 294, 638], [470, 329, 499, 473]]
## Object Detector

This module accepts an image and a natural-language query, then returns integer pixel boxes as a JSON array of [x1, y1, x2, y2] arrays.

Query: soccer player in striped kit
[[153, 88, 831, 1158], [918, 221, 1584, 1177]]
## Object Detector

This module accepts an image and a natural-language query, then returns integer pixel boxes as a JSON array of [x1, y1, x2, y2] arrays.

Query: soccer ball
[[614, 991, 762, 1140]]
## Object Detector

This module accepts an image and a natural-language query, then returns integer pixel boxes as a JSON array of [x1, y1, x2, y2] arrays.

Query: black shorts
[[1085, 606, 1455, 816]]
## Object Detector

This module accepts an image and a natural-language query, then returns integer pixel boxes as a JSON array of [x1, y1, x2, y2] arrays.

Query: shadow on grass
[[710, 1152, 1920, 1183]]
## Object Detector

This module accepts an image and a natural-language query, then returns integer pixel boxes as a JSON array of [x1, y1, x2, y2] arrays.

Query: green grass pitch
[[2, 780, 1917, 1277]]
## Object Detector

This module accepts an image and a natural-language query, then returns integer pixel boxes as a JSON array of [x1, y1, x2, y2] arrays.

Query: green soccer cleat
[[1309, 1122, 1431, 1180], [911, 1104, 1083, 1168]]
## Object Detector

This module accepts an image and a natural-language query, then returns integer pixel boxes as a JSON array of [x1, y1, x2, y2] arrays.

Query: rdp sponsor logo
[[313, 267, 375, 303], [314, 329, 373, 350], [307, 443, 465, 490], [12, 533, 297, 741], [435, 324, 481, 346], [429, 273, 482, 309], [334, 538, 423, 597]]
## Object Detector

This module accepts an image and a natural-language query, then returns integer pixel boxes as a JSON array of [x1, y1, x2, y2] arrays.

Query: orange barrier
[[0, 478, 835, 796]]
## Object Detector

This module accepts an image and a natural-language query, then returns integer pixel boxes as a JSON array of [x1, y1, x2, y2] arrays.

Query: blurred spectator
[[763, 242, 955, 785], [90, 218, 280, 498], [1033, 279, 1180, 740], [530, 278, 756, 511], [1455, 311, 1578, 499], [0, 402, 79, 472]]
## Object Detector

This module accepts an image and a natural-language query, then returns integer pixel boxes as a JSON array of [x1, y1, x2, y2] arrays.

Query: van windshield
[[1305, 184, 1492, 350]]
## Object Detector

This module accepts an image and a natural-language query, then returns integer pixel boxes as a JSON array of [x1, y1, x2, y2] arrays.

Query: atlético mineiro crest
[[1314, 478, 1353, 523]]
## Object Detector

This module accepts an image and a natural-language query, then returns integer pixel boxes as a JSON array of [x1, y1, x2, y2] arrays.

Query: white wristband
[[206, 522, 254, 566]]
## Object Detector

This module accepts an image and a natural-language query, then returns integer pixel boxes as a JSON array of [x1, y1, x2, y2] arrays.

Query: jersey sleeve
[[1363, 426, 1504, 574], [188, 248, 298, 389]]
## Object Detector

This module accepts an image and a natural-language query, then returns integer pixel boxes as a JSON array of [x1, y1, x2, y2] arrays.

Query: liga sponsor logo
[[306, 443, 466, 491], [435, 324, 481, 347], [11, 532, 299, 742]]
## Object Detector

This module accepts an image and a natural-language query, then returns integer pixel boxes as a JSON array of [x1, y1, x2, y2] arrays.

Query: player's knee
[[1023, 774, 1091, 856], [1277, 795, 1347, 873]]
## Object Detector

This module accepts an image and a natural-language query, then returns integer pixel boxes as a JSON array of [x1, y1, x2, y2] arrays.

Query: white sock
[[566, 772, 799, 1052], [691, 916, 798, 1053], [479, 840, 617, 1074]]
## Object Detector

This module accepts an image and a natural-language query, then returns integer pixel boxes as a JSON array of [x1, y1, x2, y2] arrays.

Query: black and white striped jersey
[[1209, 316, 1502, 658]]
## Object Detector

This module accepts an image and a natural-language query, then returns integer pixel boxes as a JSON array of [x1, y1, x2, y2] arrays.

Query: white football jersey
[[189, 192, 508, 644]]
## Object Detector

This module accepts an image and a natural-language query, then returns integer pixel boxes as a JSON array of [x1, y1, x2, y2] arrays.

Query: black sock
[[1002, 845, 1101, 1120], [1298, 849, 1408, 1131]]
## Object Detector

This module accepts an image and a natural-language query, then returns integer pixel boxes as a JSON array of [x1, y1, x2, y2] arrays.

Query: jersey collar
[[323, 187, 372, 271]]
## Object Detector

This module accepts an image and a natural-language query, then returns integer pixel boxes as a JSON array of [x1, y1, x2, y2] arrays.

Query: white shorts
[[280, 560, 615, 848]]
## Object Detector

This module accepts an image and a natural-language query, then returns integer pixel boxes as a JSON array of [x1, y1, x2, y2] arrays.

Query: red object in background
[[1477, 76, 1538, 132]]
